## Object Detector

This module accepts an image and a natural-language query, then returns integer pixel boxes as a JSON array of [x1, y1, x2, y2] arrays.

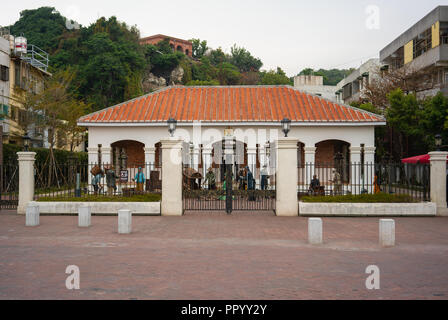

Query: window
[[413, 28, 432, 59], [0, 65, 9, 81]]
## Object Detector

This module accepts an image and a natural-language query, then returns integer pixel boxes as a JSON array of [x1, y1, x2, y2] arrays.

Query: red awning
[[401, 154, 448, 164]]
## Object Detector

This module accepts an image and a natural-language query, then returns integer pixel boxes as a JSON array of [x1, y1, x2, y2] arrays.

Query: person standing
[[133, 167, 146, 193], [332, 169, 342, 195], [260, 165, 269, 190], [91, 170, 104, 195], [205, 167, 216, 190], [105, 165, 117, 196]]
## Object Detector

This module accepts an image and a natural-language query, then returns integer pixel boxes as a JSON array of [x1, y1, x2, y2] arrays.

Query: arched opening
[[210, 139, 248, 185], [170, 43, 175, 51], [315, 139, 350, 183], [176, 45, 183, 53], [111, 140, 145, 167], [185, 49, 189, 56]]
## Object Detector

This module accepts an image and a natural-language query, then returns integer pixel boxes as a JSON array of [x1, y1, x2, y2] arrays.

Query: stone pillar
[[350, 146, 362, 194], [87, 147, 99, 192], [118, 209, 132, 234], [304, 146, 316, 186], [276, 138, 299, 216], [308, 218, 323, 244], [364, 146, 376, 193], [78, 206, 91, 227], [379, 219, 395, 247], [17, 152, 36, 215], [26, 202, 39, 226], [429, 151, 448, 216], [161, 138, 183, 216]]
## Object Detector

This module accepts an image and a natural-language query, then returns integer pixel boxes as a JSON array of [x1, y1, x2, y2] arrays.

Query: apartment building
[[380, 5, 448, 97], [336, 59, 381, 104]]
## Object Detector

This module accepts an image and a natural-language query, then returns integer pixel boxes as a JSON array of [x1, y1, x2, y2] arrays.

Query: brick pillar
[[161, 138, 183, 216], [429, 151, 448, 216], [276, 138, 299, 216], [17, 152, 36, 215]]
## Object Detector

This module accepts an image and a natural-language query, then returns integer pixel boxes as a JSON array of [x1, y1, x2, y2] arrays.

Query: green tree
[[260, 67, 292, 85], [230, 45, 263, 73], [209, 47, 228, 66], [216, 62, 241, 85], [190, 38, 208, 59]]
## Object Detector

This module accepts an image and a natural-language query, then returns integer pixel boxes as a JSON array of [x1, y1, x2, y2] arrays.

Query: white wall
[[88, 124, 376, 150]]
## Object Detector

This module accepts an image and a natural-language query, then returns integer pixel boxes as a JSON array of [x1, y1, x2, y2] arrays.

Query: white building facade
[[78, 86, 385, 190]]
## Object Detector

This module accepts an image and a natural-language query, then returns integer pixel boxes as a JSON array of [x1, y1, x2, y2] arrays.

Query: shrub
[[2, 144, 87, 166], [301, 193, 416, 203], [37, 193, 161, 202]]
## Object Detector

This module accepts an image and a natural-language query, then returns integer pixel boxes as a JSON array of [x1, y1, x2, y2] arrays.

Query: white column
[[17, 152, 36, 215], [192, 146, 199, 172], [304, 146, 316, 186], [276, 138, 299, 216], [364, 146, 376, 193], [247, 146, 257, 184], [87, 147, 99, 192], [161, 137, 183, 216], [429, 151, 448, 216], [145, 147, 156, 179], [350, 146, 362, 194], [203, 147, 212, 179], [101, 146, 112, 166]]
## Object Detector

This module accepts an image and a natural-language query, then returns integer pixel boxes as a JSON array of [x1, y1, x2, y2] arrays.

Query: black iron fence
[[34, 162, 161, 200], [0, 162, 19, 209], [182, 163, 276, 212], [298, 162, 430, 202]]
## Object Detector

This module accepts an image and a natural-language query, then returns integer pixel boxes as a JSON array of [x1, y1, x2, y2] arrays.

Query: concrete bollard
[[26, 202, 40, 227], [118, 209, 132, 234], [308, 218, 323, 244], [78, 206, 91, 227], [379, 219, 395, 247]]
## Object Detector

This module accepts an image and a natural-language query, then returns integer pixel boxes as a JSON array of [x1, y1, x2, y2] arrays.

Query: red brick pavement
[[0, 209, 447, 300]]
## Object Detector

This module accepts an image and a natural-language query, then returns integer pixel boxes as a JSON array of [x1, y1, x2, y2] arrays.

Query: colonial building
[[78, 86, 385, 188], [139, 34, 193, 57]]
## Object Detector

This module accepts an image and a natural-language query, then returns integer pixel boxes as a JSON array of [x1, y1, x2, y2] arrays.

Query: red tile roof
[[78, 86, 385, 124]]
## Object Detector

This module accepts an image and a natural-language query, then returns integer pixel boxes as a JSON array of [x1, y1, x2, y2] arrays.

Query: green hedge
[[2, 144, 87, 166], [301, 193, 417, 203], [36, 193, 161, 202]]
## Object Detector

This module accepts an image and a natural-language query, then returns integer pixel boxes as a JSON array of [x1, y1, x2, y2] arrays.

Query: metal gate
[[0, 162, 19, 209], [182, 163, 276, 214]]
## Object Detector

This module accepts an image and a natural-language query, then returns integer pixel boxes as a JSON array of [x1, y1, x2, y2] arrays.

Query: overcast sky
[[1, 0, 448, 76]]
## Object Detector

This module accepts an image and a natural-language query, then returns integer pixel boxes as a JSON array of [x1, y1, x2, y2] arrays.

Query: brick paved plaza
[[0, 210, 447, 300]]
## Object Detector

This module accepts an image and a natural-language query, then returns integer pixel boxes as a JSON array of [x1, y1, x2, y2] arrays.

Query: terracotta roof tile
[[79, 86, 385, 124]]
